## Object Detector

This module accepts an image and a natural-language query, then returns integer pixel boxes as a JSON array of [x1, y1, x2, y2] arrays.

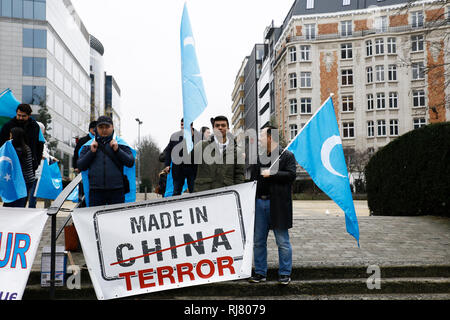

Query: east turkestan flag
[[180, 2, 207, 152], [34, 159, 63, 200], [0, 140, 27, 203], [286, 96, 360, 246]]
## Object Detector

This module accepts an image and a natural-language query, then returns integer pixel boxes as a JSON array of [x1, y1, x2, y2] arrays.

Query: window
[[367, 94, 374, 110], [367, 121, 375, 137], [341, 21, 353, 37], [23, 57, 46, 77], [341, 43, 353, 59], [300, 98, 312, 114], [389, 92, 399, 109], [376, 93, 386, 109], [290, 124, 298, 140], [300, 45, 311, 61], [413, 90, 426, 107], [412, 62, 425, 80], [367, 67, 373, 83], [412, 11, 424, 28], [411, 35, 424, 52], [289, 73, 297, 89], [300, 72, 312, 88], [387, 37, 397, 54], [289, 99, 298, 115], [289, 47, 297, 63], [23, 0, 33, 19], [23, 28, 47, 49], [390, 119, 399, 136], [306, 0, 314, 9], [375, 38, 384, 55], [366, 40, 373, 56], [343, 122, 355, 138], [377, 120, 386, 136], [388, 64, 397, 81], [305, 24, 316, 40], [33, 0, 46, 20], [22, 85, 46, 105], [342, 96, 354, 112], [375, 65, 385, 82], [12, 0, 22, 18], [341, 69, 353, 86], [413, 118, 426, 129], [343, 0, 351, 5], [375, 16, 388, 33]]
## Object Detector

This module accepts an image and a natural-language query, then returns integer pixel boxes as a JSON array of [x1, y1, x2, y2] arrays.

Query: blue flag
[[34, 159, 63, 200], [0, 140, 27, 203], [164, 162, 188, 198], [0, 89, 20, 131], [180, 2, 207, 151], [67, 185, 79, 203], [286, 96, 360, 246]]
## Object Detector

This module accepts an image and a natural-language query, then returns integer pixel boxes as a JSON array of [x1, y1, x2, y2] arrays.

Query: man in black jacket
[[73, 121, 97, 173], [77, 116, 135, 206], [0, 104, 43, 172], [248, 125, 297, 285]]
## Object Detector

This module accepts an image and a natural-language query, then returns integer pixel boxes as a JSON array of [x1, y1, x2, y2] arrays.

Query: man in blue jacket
[[77, 116, 135, 207]]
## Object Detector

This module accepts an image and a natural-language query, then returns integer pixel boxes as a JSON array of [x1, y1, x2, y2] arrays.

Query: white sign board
[[0, 208, 48, 300], [72, 182, 256, 300]]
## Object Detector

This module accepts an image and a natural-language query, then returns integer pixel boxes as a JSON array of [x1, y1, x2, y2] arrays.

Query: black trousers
[[172, 165, 197, 196], [89, 188, 125, 207]]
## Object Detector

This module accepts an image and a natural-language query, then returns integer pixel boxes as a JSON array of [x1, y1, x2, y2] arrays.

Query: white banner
[[0, 208, 48, 300], [72, 182, 256, 300]]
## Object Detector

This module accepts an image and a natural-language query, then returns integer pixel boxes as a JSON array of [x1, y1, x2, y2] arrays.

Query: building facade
[[272, 0, 449, 154], [0, 0, 91, 177], [105, 74, 121, 135], [231, 57, 247, 137]]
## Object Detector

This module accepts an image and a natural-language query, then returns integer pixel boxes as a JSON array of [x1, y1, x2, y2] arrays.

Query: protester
[[77, 116, 135, 207], [201, 126, 210, 141], [73, 121, 97, 173], [162, 118, 202, 195], [28, 122, 58, 208], [194, 115, 244, 192], [248, 125, 297, 285], [3, 127, 35, 208], [0, 104, 43, 173]]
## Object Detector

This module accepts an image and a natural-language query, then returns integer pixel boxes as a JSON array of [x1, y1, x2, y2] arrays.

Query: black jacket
[[0, 117, 44, 172], [163, 129, 202, 168], [77, 141, 135, 190], [72, 133, 93, 169], [250, 149, 297, 230]]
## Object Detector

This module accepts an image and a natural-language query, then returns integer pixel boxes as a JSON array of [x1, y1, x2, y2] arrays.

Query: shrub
[[365, 122, 450, 216]]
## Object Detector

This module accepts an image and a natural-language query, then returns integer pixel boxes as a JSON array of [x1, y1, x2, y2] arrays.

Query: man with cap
[[77, 116, 135, 207]]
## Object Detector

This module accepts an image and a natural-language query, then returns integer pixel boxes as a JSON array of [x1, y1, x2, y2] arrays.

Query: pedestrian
[[28, 122, 58, 208], [248, 125, 297, 285], [162, 118, 202, 195], [77, 116, 135, 207], [3, 127, 35, 208], [0, 104, 43, 174], [194, 115, 244, 192]]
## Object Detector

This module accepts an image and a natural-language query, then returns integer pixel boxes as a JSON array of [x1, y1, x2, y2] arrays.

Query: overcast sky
[[70, 0, 295, 150]]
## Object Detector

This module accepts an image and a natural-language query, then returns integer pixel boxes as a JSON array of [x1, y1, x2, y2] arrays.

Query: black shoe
[[278, 275, 291, 285], [248, 274, 266, 283]]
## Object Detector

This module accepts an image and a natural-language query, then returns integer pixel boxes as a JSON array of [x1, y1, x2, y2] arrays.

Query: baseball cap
[[97, 116, 113, 126]]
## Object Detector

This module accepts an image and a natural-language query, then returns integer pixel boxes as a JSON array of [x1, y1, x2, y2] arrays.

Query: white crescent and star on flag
[[0, 156, 13, 182], [320, 135, 346, 178]]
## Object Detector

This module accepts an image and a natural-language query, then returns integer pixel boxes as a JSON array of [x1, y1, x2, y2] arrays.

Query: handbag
[[97, 142, 131, 194]]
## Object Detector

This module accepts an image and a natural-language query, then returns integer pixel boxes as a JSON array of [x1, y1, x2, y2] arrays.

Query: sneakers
[[248, 274, 266, 283], [278, 275, 291, 285]]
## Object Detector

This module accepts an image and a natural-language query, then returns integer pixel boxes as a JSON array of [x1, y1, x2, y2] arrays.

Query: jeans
[[28, 179, 38, 208], [89, 188, 125, 207], [172, 165, 197, 196], [253, 198, 292, 277]]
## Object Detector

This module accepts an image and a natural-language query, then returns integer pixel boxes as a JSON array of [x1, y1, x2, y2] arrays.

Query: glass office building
[[0, 0, 91, 178]]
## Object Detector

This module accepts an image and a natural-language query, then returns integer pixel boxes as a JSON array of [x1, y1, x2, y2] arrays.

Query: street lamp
[[135, 118, 143, 192]]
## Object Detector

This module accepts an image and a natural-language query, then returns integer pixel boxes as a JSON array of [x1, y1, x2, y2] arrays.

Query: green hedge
[[365, 122, 450, 216]]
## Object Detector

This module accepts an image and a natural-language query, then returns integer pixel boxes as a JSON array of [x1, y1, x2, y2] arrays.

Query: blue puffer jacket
[[77, 142, 135, 190]]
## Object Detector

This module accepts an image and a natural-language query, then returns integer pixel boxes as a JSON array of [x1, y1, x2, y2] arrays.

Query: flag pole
[[269, 93, 335, 171]]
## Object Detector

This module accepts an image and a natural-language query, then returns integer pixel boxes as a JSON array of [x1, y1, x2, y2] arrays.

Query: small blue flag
[[180, 2, 207, 151], [0, 89, 20, 131], [286, 96, 360, 246], [0, 140, 27, 203], [67, 185, 79, 203], [34, 159, 63, 200], [164, 162, 188, 198]]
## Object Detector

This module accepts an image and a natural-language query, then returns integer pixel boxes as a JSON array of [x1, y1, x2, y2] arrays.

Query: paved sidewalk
[[31, 198, 449, 272]]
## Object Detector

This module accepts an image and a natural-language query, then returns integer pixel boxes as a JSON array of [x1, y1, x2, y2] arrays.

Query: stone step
[[22, 277, 450, 300]]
